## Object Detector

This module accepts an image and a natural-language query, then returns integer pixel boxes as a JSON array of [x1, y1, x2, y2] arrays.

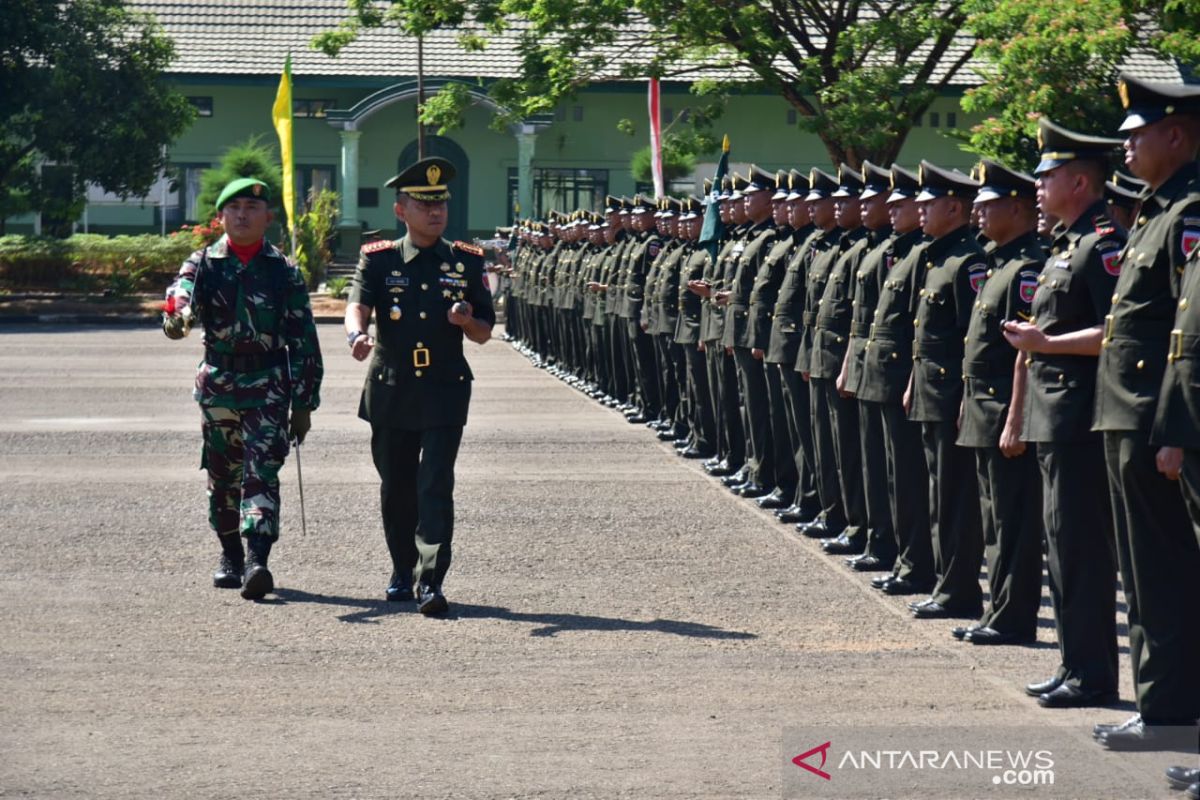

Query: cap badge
[[427, 164, 442, 186], [1118, 80, 1130, 110], [252, 184, 262, 196]]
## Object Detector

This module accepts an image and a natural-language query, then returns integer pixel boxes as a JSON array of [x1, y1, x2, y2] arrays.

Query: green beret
[[215, 177, 270, 211]]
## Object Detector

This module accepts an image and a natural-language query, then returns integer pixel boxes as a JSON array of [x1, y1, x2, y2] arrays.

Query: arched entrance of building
[[397, 136, 469, 240]]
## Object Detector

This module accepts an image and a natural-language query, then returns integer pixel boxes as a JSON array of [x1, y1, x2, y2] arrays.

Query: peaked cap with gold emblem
[[1033, 117, 1121, 175], [385, 156, 455, 201], [1117, 73, 1200, 132]]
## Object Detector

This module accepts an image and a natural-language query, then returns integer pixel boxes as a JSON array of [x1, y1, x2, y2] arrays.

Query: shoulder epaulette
[[453, 240, 484, 257], [362, 239, 396, 254]]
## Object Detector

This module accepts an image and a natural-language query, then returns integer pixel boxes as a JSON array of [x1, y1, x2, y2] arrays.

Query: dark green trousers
[[734, 347, 774, 487], [881, 403, 932, 583], [808, 376, 848, 532], [921, 421, 983, 610], [1037, 440, 1118, 692], [974, 446, 1042, 637], [371, 425, 464, 590], [858, 400, 896, 565], [766, 363, 797, 496], [1104, 431, 1200, 722], [684, 343, 717, 455], [1183, 449, 1200, 550], [824, 378, 866, 545], [780, 367, 822, 518]]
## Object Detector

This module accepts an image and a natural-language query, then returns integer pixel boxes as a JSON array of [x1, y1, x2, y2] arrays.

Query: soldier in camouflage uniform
[[163, 176, 324, 601]]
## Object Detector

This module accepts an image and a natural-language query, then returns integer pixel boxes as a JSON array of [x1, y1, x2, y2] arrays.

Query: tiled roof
[[131, 1, 1182, 85]]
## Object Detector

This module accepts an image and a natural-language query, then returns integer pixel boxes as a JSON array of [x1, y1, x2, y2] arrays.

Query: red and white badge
[[1182, 229, 1200, 258], [1101, 250, 1122, 276]]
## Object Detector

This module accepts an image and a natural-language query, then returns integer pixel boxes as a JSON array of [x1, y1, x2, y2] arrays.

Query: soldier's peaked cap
[[604, 194, 620, 213], [215, 177, 270, 211], [1117, 73, 1200, 132], [1106, 170, 1147, 209], [718, 176, 734, 200], [743, 165, 776, 194], [1034, 117, 1121, 175], [805, 168, 839, 201], [858, 161, 892, 200], [887, 165, 919, 202], [915, 160, 979, 202], [974, 160, 1036, 204], [832, 163, 865, 198], [385, 156, 455, 201], [786, 169, 810, 201], [772, 169, 790, 200]]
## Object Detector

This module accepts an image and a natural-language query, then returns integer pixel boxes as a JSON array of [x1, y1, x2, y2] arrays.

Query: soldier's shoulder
[[362, 239, 399, 256]]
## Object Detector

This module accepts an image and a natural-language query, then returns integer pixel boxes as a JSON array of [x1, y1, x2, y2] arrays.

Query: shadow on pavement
[[272, 588, 758, 639]]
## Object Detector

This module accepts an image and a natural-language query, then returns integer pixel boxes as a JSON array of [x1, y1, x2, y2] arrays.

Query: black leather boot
[[241, 534, 274, 600], [213, 534, 244, 589]]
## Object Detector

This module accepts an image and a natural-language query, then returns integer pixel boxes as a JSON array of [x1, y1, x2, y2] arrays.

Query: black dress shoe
[[736, 483, 769, 499], [1025, 675, 1064, 698], [822, 536, 864, 556], [756, 489, 789, 509], [871, 573, 898, 589], [1185, 782, 1199, 800], [796, 519, 826, 536], [912, 600, 981, 619], [416, 585, 449, 616], [1093, 714, 1141, 739], [721, 470, 748, 488], [882, 577, 934, 596], [385, 573, 414, 602], [673, 438, 691, 449], [1038, 683, 1118, 709], [1098, 717, 1197, 751], [1166, 766, 1200, 790], [679, 447, 714, 460], [656, 429, 678, 441], [908, 596, 937, 610], [951, 625, 981, 641], [850, 555, 891, 572], [627, 413, 650, 424], [966, 627, 1034, 646]]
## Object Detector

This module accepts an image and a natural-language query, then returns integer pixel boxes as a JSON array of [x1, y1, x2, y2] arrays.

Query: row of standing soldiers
[[497, 73, 1200, 774]]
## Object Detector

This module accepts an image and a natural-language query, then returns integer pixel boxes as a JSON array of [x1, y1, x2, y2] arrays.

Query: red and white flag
[[648, 78, 664, 198]]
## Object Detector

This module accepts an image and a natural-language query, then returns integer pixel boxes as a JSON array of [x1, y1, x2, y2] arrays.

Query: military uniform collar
[[990, 229, 1041, 262], [399, 235, 454, 264], [868, 224, 894, 245], [1057, 200, 1111, 244], [208, 235, 282, 263], [1146, 161, 1200, 211], [925, 223, 973, 259]]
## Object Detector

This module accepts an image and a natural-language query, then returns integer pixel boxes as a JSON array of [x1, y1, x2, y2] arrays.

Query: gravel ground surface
[[0, 326, 1177, 799]]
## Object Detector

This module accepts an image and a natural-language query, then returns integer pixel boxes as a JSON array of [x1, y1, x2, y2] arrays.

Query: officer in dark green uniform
[[863, 165, 933, 596], [675, 197, 718, 458], [163, 177, 324, 601], [767, 171, 825, 525], [1002, 118, 1123, 708], [841, 161, 898, 571], [1089, 75, 1200, 750], [811, 165, 871, 555], [954, 161, 1045, 645], [906, 161, 986, 620], [345, 157, 496, 616]]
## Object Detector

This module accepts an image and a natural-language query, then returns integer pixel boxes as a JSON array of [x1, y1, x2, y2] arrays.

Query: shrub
[[325, 276, 350, 299], [0, 234, 197, 293]]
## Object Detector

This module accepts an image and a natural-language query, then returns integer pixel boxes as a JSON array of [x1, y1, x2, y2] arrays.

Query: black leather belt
[[815, 316, 851, 335], [868, 323, 908, 341], [912, 339, 963, 359], [850, 321, 872, 338], [204, 348, 287, 372], [963, 359, 1007, 378], [1169, 329, 1200, 362]]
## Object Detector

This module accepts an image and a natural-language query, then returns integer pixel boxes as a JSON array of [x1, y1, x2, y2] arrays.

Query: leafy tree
[[315, 0, 976, 167], [0, 0, 194, 232], [1124, 0, 1200, 68], [958, 0, 1133, 170], [194, 136, 284, 223]]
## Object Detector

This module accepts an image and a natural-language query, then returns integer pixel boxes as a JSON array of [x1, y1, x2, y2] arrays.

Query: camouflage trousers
[[201, 404, 290, 540]]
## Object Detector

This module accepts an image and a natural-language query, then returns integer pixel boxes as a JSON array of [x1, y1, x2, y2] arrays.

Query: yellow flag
[[272, 53, 295, 239]]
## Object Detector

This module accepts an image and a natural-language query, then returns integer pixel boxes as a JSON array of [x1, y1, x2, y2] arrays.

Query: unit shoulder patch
[[453, 240, 485, 257]]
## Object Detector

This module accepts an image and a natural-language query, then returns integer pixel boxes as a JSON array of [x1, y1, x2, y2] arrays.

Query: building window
[[947, 112, 957, 129], [505, 167, 609, 223], [913, 114, 923, 128], [786, 108, 797, 125], [292, 99, 335, 118], [572, 105, 584, 122], [929, 112, 940, 128], [554, 107, 567, 122], [296, 165, 335, 206], [358, 187, 379, 209], [165, 163, 210, 224], [188, 97, 213, 117]]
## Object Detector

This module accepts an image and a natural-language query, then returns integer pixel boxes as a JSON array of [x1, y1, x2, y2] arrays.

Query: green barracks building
[[5, 1, 1183, 254]]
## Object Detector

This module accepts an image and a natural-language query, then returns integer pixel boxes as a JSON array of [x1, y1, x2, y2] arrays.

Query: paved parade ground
[[0, 325, 1179, 799]]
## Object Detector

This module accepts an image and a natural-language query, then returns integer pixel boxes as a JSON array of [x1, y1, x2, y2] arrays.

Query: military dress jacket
[[844, 227, 896, 396], [909, 225, 989, 423], [765, 224, 820, 365], [601, 234, 629, 319], [167, 235, 323, 411], [622, 233, 663, 320], [747, 226, 795, 352], [811, 226, 871, 380], [349, 235, 496, 430], [797, 227, 857, 375], [650, 240, 686, 336], [1153, 245, 1200, 447], [1022, 202, 1124, 443], [1095, 161, 1200, 434], [701, 227, 746, 343], [675, 243, 709, 346], [721, 221, 778, 349], [856, 231, 928, 405], [957, 230, 1047, 447], [580, 245, 600, 322]]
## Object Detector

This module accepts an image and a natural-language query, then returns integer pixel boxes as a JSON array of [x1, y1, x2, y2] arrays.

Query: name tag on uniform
[[386, 276, 410, 286], [1053, 259, 1071, 270]]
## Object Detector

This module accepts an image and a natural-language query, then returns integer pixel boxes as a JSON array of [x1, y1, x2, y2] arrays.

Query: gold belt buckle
[[413, 347, 431, 368], [1103, 314, 1115, 345], [1169, 329, 1184, 362]]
